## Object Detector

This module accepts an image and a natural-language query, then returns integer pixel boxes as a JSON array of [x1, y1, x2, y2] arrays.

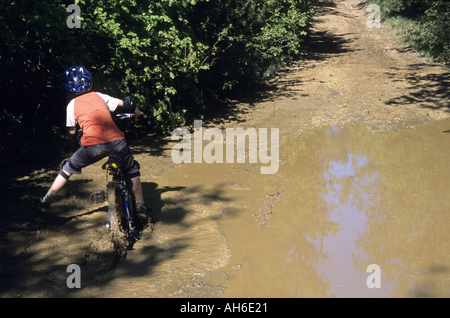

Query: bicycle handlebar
[[114, 113, 148, 121]]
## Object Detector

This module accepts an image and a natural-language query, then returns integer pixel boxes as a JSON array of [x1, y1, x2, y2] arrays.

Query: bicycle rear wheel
[[107, 181, 128, 257]]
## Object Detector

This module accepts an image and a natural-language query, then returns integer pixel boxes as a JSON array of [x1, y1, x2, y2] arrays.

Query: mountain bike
[[102, 112, 148, 256]]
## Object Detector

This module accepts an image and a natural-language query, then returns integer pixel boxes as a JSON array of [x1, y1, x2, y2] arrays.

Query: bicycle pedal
[[91, 190, 107, 203]]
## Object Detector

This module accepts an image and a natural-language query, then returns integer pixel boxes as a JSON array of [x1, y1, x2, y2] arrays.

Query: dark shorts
[[62, 139, 140, 178]]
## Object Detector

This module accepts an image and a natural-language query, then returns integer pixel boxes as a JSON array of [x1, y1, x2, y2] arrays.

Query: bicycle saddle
[[102, 158, 121, 170]]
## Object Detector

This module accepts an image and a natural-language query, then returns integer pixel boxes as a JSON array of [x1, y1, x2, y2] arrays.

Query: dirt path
[[1, 0, 449, 298], [226, 0, 449, 139]]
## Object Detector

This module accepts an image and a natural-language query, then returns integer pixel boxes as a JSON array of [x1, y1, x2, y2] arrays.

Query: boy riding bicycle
[[37, 66, 149, 220]]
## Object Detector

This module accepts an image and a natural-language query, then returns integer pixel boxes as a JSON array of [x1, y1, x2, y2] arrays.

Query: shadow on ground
[[0, 167, 240, 297], [385, 66, 450, 113]]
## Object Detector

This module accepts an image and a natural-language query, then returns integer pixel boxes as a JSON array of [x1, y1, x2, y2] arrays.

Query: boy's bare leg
[[49, 170, 72, 194], [130, 176, 142, 199], [130, 176, 151, 220], [37, 170, 71, 210], [130, 176, 143, 202]]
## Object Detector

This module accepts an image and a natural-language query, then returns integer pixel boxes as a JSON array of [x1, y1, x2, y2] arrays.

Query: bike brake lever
[[136, 114, 148, 121]]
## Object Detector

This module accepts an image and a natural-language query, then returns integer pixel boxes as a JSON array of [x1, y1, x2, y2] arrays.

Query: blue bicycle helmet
[[62, 66, 92, 93]]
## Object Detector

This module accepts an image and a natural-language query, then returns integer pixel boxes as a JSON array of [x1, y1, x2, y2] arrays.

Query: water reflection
[[315, 126, 392, 297]]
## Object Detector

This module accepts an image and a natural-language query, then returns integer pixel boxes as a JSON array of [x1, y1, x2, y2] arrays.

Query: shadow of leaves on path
[[384, 65, 450, 112]]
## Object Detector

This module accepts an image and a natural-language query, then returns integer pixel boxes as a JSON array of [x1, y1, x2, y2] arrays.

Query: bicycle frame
[[106, 166, 134, 234]]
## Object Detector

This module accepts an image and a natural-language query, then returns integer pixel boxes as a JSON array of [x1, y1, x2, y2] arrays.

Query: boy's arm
[[66, 126, 79, 145], [116, 97, 144, 120], [67, 127, 77, 134], [96, 92, 144, 120], [66, 100, 80, 143]]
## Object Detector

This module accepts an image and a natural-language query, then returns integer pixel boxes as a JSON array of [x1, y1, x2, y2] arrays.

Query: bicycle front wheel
[[107, 181, 128, 257]]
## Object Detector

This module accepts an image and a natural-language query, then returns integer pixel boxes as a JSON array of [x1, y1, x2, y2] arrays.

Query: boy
[[37, 66, 149, 220]]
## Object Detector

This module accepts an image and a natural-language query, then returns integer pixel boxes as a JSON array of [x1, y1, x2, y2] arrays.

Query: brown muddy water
[[75, 119, 450, 298]]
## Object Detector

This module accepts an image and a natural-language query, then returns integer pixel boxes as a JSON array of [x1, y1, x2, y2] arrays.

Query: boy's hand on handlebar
[[134, 108, 145, 121]]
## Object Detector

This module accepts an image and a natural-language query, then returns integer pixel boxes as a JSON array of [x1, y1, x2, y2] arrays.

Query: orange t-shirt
[[68, 92, 124, 146]]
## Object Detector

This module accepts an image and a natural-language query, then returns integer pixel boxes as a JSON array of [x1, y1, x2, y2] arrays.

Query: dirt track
[[1, 0, 449, 297]]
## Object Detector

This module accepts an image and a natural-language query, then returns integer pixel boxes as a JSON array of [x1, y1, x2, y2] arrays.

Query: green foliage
[[375, 0, 427, 17], [373, 0, 450, 63], [420, 1, 450, 63], [0, 0, 78, 164], [1, 0, 315, 163]]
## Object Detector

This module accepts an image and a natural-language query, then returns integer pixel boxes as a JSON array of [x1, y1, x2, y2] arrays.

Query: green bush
[[373, 0, 450, 63]]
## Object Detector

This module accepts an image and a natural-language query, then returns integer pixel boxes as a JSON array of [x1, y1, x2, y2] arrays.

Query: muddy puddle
[[223, 120, 450, 298], [62, 119, 450, 298]]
